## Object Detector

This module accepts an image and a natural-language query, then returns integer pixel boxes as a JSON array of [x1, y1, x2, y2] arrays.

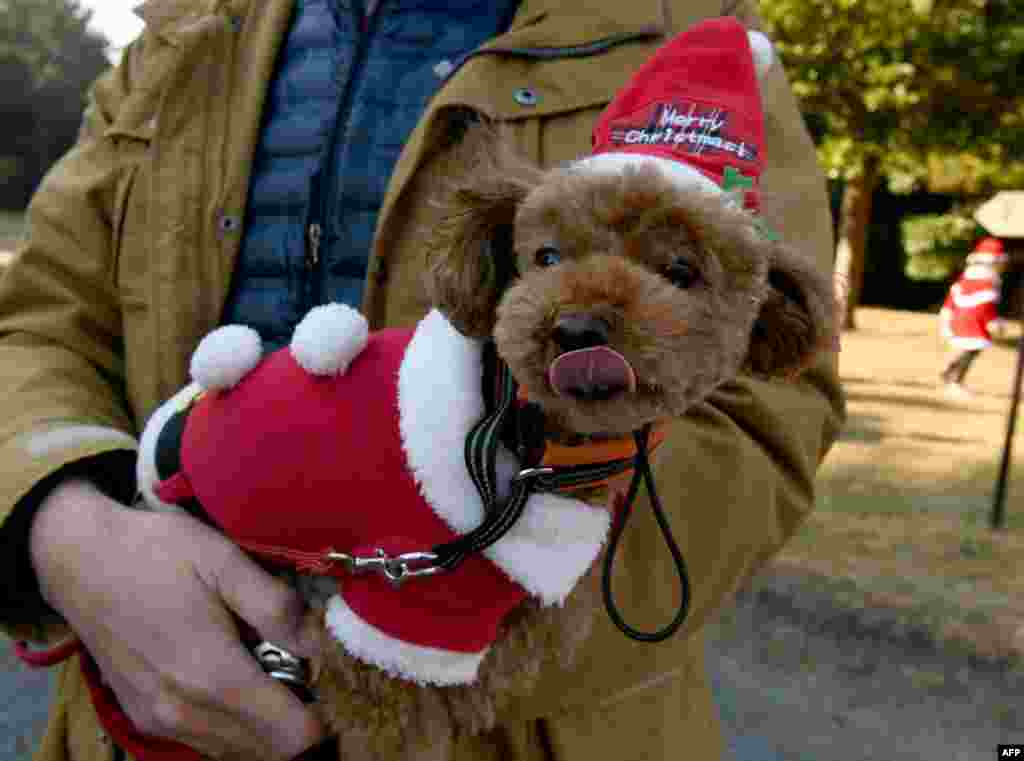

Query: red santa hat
[[967, 236, 1008, 266], [574, 17, 774, 212]]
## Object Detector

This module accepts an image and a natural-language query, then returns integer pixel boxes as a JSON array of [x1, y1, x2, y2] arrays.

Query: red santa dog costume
[[139, 305, 611, 685]]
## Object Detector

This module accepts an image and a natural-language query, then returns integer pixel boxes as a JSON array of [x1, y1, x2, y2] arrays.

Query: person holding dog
[[0, 2, 844, 760]]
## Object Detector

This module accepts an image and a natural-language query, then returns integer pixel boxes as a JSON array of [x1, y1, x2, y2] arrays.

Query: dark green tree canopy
[[0, 0, 110, 209], [761, 0, 1024, 193], [760, 0, 1024, 325]]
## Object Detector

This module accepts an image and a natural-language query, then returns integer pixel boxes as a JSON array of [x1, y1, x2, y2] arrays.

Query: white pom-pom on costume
[[190, 325, 263, 390], [747, 31, 774, 79], [291, 303, 369, 376]]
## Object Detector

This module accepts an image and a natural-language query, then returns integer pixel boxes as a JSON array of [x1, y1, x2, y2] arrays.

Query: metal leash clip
[[324, 548, 443, 588], [510, 466, 556, 490]]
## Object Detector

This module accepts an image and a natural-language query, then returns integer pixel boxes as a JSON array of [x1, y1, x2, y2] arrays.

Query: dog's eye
[[665, 260, 701, 289], [535, 245, 562, 268]]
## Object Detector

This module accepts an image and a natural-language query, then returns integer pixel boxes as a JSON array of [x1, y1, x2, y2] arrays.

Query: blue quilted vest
[[221, 0, 518, 350]]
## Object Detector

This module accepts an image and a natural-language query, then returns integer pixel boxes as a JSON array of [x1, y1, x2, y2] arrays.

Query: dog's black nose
[[552, 314, 611, 352]]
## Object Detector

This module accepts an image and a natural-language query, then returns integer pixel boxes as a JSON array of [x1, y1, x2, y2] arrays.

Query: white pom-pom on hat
[[291, 303, 369, 376], [190, 325, 263, 390]]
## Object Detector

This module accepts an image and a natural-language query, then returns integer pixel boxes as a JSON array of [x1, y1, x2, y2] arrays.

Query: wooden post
[[992, 330, 1024, 530]]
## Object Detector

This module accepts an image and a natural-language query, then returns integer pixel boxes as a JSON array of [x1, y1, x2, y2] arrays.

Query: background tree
[[759, 0, 1024, 329], [0, 0, 109, 210]]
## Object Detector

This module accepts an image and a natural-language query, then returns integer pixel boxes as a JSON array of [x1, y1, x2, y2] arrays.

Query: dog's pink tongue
[[548, 347, 637, 401]]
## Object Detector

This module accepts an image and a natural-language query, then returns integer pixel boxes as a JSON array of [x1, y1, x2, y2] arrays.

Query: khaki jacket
[[0, 0, 844, 759]]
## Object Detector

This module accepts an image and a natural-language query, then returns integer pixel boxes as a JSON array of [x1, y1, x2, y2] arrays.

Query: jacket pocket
[[442, 28, 663, 125]]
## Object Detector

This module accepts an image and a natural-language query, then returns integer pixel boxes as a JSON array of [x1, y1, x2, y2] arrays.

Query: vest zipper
[[306, 222, 322, 269], [305, 3, 380, 307]]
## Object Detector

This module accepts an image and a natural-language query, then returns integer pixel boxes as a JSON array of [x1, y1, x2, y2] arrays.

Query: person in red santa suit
[[939, 236, 1009, 398]]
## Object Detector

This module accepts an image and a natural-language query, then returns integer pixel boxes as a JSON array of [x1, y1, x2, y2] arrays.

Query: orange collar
[[515, 386, 668, 493]]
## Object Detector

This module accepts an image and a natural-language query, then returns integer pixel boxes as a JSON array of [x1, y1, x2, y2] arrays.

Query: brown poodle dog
[[429, 127, 834, 437], [302, 122, 836, 760]]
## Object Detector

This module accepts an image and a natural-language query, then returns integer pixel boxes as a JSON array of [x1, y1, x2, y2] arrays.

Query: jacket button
[[434, 59, 455, 80], [218, 213, 241, 235], [513, 88, 540, 107]]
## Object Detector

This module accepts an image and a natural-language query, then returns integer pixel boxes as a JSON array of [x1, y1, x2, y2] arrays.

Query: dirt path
[[706, 306, 1024, 760], [822, 306, 1024, 496], [1, 639, 53, 761], [772, 307, 1024, 664], [709, 574, 1024, 761]]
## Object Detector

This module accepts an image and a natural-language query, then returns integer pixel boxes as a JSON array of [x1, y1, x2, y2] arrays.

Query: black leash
[[601, 423, 691, 642], [448, 348, 691, 642], [432, 355, 637, 571]]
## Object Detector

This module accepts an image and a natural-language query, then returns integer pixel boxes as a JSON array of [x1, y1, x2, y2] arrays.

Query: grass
[[771, 307, 1024, 662]]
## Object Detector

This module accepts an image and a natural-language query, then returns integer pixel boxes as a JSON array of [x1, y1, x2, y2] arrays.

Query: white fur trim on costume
[[573, 154, 723, 199], [137, 382, 205, 513], [325, 595, 485, 686], [190, 325, 263, 390], [290, 303, 369, 376], [397, 310, 610, 606], [747, 31, 774, 79]]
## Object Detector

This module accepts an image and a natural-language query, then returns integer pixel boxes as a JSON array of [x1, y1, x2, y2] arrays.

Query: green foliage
[[901, 212, 981, 281], [760, 0, 1024, 195], [0, 0, 108, 91], [0, 0, 110, 208]]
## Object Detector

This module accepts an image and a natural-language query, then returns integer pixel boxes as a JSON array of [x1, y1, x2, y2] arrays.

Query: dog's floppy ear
[[744, 242, 837, 378], [424, 123, 543, 338]]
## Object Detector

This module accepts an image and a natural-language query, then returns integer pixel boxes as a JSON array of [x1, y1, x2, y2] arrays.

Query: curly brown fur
[[425, 124, 545, 339]]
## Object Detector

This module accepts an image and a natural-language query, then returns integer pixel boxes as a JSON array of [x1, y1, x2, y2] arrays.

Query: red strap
[[154, 471, 196, 504], [13, 636, 83, 667], [80, 652, 203, 761], [235, 540, 341, 576]]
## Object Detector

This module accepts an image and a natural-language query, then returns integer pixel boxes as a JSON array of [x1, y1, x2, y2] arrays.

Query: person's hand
[[29, 478, 325, 760]]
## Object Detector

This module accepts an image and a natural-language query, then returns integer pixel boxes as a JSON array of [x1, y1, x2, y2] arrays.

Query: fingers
[[65, 510, 327, 759], [106, 602, 324, 760], [120, 679, 323, 761], [201, 540, 321, 659], [162, 668, 324, 760]]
